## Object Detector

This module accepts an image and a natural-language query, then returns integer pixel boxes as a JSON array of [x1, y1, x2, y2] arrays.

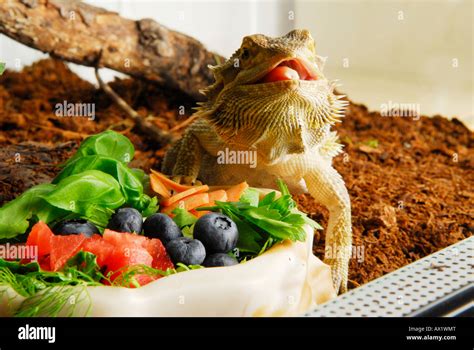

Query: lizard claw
[[171, 175, 202, 186]]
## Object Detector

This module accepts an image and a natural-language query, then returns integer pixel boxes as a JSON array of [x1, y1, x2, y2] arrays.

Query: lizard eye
[[241, 48, 250, 60]]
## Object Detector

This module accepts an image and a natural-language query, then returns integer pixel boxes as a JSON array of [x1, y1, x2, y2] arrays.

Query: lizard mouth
[[256, 58, 319, 84]]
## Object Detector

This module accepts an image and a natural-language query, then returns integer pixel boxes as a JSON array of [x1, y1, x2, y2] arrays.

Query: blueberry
[[53, 219, 99, 237], [143, 213, 182, 243], [203, 253, 238, 267], [107, 208, 143, 233], [165, 237, 206, 265], [193, 213, 239, 253]]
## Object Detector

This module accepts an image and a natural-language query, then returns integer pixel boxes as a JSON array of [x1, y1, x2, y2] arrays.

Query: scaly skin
[[162, 29, 351, 294]]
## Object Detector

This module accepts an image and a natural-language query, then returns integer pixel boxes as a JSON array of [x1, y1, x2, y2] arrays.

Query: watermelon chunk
[[26, 221, 54, 260], [82, 238, 114, 267], [25, 224, 174, 287], [102, 229, 147, 247], [102, 229, 173, 270], [131, 274, 156, 287], [49, 235, 87, 271], [101, 230, 173, 285], [38, 256, 51, 271], [104, 244, 153, 282], [145, 239, 174, 271]]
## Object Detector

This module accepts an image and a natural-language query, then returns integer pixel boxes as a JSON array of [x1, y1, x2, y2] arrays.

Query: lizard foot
[[171, 175, 202, 186], [324, 257, 349, 294]]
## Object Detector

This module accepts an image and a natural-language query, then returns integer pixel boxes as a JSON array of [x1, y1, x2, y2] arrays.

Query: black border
[[0, 317, 471, 347]]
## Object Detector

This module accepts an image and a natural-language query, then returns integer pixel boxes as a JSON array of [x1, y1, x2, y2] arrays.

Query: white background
[[0, 0, 472, 127]]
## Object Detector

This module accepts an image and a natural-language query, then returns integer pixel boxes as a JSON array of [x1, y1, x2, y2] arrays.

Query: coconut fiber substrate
[[0, 59, 472, 289]]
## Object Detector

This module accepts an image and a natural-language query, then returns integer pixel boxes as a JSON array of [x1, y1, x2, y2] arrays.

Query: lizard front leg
[[163, 119, 225, 185], [304, 161, 352, 294], [169, 130, 204, 185]]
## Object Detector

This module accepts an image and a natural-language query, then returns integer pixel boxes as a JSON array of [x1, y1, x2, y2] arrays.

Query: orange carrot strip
[[226, 182, 249, 201], [150, 169, 193, 192], [208, 190, 228, 204], [150, 173, 171, 198], [162, 193, 210, 215], [190, 209, 209, 218], [161, 185, 209, 207]]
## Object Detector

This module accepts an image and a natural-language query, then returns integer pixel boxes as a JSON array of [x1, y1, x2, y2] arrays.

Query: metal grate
[[305, 236, 473, 317]]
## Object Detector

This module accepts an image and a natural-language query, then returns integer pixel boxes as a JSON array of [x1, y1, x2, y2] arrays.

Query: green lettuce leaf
[[53, 155, 148, 210], [40, 170, 125, 226], [62, 130, 134, 167], [239, 188, 260, 207], [172, 208, 198, 228], [0, 184, 65, 238]]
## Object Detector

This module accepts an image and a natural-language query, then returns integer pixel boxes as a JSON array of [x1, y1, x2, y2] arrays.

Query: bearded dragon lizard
[[162, 29, 351, 294]]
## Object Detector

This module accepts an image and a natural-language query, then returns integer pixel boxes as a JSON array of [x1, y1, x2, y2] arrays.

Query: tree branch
[[95, 67, 176, 145], [0, 0, 224, 100]]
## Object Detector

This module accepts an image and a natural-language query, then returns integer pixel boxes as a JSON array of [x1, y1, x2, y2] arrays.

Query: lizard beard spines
[[204, 80, 346, 137]]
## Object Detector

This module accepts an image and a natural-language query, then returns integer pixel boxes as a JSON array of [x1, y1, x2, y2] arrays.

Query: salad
[[0, 131, 320, 316]]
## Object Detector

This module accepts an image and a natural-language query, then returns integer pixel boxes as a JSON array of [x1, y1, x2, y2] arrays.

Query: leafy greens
[[0, 251, 107, 316], [199, 180, 321, 258], [0, 131, 158, 238], [61, 130, 135, 167]]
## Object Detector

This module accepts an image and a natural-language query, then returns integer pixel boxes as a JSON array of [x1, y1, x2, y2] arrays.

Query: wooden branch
[[95, 67, 176, 145], [0, 0, 224, 100]]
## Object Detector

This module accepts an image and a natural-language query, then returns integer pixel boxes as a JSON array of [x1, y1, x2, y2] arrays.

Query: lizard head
[[197, 29, 347, 162], [207, 29, 322, 89]]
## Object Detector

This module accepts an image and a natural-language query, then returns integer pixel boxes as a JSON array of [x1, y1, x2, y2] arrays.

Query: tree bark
[[0, 0, 224, 100]]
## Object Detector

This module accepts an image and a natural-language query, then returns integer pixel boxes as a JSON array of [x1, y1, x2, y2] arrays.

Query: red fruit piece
[[102, 229, 147, 247], [82, 238, 114, 267], [38, 256, 51, 271], [49, 235, 87, 271], [25, 221, 54, 260], [145, 239, 174, 271], [130, 274, 156, 287], [101, 229, 173, 286], [104, 244, 153, 282]]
